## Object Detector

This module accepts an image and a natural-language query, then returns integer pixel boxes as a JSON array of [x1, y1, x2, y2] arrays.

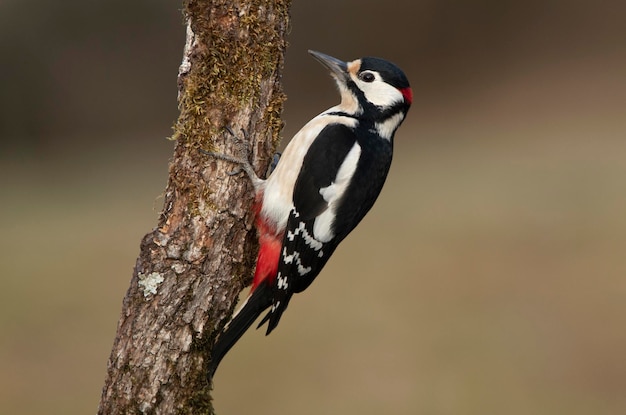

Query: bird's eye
[[359, 71, 376, 83]]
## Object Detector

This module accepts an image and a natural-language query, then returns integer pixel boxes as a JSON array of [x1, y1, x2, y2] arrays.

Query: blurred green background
[[1, 1, 625, 414]]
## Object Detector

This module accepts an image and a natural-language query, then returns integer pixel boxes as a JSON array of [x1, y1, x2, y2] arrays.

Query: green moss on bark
[[172, 0, 290, 153]]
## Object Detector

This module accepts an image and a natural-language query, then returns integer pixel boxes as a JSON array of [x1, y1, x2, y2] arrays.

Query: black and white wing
[[259, 121, 393, 334]]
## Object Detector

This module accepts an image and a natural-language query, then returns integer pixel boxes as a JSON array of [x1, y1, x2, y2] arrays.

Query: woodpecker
[[206, 50, 412, 378]]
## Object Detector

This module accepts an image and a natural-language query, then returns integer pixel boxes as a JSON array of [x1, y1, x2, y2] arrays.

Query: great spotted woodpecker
[[207, 50, 411, 378]]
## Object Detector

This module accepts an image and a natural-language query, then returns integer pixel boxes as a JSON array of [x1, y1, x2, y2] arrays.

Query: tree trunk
[[98, 1, 290, 413]]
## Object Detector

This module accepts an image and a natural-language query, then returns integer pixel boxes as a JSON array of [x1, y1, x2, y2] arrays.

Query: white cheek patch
[[353, 72, 404, 107], [362, 82, 404, 107]]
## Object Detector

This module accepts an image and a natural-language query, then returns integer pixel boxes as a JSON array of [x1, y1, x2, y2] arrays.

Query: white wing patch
[[318, 143, 362, 203], [313, 142, 362, 242], [312, 209, 335, 244]]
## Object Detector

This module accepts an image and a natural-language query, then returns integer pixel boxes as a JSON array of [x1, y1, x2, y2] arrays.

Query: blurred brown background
[[1, 1, 625, 414]]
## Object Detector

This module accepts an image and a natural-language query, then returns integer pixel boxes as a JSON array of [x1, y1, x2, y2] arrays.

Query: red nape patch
[[400, 87, 413, 105]]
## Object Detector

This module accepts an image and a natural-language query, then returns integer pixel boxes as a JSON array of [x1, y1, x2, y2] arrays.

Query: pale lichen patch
[[171, 262, 186, 274], [138, 272, 165, 297]]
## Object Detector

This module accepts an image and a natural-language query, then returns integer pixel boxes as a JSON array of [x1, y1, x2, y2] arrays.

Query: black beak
[[308, 50, 348, 80]]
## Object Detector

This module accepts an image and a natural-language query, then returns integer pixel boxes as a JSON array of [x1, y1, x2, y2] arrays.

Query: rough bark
[[98, 1, 290, 414]]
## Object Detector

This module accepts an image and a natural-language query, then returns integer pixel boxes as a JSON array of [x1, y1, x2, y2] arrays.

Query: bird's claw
[[224, 126, 253, 161], [227, 167, 244, 176], [200, 125, 263, 188]]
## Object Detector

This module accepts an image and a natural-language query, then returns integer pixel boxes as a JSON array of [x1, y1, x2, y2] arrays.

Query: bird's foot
[[200, 126, 263, 188]]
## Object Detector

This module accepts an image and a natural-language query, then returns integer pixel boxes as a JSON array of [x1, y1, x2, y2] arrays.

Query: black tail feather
[[257, 291, 293, 335], [207, 283, 273, 380]]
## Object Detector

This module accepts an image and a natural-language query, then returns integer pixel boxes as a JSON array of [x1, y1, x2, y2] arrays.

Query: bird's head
[[309, 50, 412, 121]]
